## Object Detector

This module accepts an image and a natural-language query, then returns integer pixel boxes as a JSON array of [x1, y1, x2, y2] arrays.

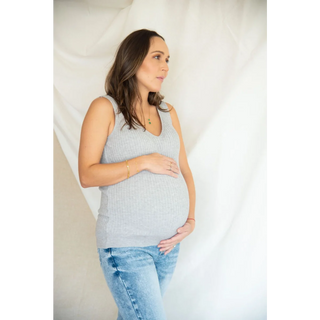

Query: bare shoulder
[[87, 96, 113, 116], [79, 97, 115, 178], [83, 96, 114, 127]]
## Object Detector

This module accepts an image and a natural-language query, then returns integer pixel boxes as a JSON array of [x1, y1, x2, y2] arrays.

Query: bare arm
[[166, 102, 196, 228], [78, 98, 180, 188], [78, 97, 146, 187]]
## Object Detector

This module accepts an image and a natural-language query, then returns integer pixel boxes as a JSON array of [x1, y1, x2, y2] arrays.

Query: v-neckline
[[144, 108, 163, 138]]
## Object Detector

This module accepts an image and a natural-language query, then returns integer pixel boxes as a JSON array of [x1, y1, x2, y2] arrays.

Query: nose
[[161, 62, 169, 72]]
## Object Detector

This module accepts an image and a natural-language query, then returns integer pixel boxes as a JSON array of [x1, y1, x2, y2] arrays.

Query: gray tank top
[[96, 95, 190, 248]]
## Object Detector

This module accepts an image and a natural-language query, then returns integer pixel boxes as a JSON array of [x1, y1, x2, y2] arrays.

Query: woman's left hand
[[157, 220, 195, 255]]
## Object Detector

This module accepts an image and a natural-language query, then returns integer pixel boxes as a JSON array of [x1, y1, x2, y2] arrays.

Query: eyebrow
[[150, 50, 170, 58]]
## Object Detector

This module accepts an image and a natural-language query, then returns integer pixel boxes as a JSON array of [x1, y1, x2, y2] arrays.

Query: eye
[[154, 55, 169, 64]]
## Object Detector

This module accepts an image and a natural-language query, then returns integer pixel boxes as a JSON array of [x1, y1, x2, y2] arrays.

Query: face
[[135, 36, 170, 94]]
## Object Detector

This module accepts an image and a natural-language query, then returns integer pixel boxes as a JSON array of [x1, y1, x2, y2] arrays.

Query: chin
[[153, 86, 162, 92]]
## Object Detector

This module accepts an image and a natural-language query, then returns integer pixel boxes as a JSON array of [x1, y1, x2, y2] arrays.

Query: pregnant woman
[[78, 29, 196, 320]]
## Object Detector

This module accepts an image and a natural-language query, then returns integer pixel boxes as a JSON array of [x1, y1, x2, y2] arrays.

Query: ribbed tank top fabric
[[96, 95, 190, 249]]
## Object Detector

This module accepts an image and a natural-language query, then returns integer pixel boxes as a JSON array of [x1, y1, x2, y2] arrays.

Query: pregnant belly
[[103, 171, 190, 238]]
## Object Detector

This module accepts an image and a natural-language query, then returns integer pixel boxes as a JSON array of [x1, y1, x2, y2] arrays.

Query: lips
[[157, 77, 164, 81]]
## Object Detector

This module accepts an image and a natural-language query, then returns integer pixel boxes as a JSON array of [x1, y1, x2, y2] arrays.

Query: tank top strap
[[161, 100, 169, 109], [159, 101, 172, 125]]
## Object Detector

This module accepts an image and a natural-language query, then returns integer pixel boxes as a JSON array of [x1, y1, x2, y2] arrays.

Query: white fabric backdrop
[[54, 0, 266, 319]]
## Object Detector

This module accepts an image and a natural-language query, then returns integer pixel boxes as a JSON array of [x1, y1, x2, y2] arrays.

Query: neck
[[134, 88, 152, 114]]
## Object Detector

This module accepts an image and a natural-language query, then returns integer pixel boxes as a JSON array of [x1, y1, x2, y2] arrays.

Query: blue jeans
[[98, 243, 180, 320]]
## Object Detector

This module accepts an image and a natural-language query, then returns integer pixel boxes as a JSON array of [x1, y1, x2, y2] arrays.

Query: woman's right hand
[[145, 153, 180, 178]]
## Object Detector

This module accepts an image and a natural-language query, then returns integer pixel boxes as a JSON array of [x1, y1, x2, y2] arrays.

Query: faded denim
[[98, 243, 180, 320]]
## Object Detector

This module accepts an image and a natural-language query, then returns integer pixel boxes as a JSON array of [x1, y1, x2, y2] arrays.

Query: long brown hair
[[105, 29, 170, 131]]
